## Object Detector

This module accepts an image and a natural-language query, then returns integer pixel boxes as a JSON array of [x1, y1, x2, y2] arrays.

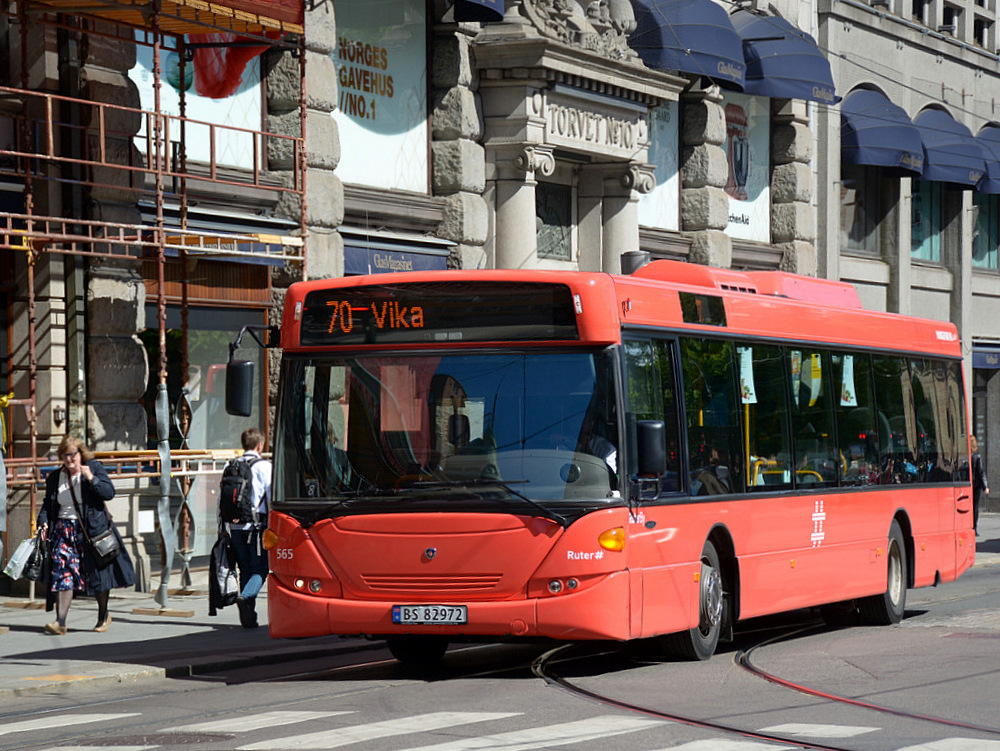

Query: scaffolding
[[0, 0, 307, 590]]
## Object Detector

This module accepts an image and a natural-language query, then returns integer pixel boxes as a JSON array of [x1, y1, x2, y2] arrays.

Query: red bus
[[229, 260, 975, 664]]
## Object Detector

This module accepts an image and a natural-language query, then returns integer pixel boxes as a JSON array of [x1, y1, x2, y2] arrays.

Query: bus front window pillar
[[493, 145, 554, 270]]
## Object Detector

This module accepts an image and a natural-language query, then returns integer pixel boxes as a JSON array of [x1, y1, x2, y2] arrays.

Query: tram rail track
[[531, 622, 1000, 751]]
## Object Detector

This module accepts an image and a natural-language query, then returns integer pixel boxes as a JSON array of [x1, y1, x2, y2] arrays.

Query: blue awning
[[730, 10, 838, 104], [629, 0, 745, 88], [913, 109, 986, 187], [976, 125, 1000, 194], [840, 89, 923, 176], [454, 0, 504, 22]]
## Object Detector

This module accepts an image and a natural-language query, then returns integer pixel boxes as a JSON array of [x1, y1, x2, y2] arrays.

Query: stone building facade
[[5, 0, 996, 581]]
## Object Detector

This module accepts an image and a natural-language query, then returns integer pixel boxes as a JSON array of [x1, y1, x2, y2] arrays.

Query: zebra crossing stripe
[[170, 710, 352, 733], [896, 741, 1000, 750], [664, 742, 786, 750], [0, 714, 141, 737], [395, 715, 667, 750], [237, 711, 519, 750], [759, 723, 878, 738], [39, 747, 154, 751]]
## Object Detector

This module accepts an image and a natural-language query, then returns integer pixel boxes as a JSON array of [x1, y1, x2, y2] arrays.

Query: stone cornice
[[474, 37, 685, 107]]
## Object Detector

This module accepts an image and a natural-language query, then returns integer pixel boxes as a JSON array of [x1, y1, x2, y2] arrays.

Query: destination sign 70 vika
[[296, 281, 580, 346], [325, 299, 424, 334]]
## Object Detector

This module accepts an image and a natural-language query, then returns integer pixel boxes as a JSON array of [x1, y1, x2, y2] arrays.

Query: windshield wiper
[[413, 478, 569, 527]]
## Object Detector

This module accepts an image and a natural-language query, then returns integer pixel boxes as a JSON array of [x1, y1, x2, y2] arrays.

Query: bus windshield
[[273, 349, 621, 520]]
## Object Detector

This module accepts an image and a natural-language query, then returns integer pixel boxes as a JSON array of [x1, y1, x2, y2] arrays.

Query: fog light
[[566, 578, 579, 590], [598, 527, 626, 552], [309, 579, 322, 593], [548, 579, 563, 594], [294, 578, 305, 589]]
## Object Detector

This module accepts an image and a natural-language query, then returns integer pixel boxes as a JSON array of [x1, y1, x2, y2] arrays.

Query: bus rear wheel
[[858, 519, 907, 625], [661, 539, 724, 661], [386, 635, 449, 667]]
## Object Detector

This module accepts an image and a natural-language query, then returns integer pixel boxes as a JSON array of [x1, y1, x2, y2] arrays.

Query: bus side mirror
[[636, 419, 667, 476], [226, 360, 255, 417]]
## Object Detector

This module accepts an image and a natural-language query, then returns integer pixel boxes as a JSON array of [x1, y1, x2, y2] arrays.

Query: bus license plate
[[392, 605, 468, 625]]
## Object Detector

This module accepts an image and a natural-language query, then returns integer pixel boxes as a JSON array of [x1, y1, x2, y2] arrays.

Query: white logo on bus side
[[811, 500, 826, 548], [567, 550, 605, 560]]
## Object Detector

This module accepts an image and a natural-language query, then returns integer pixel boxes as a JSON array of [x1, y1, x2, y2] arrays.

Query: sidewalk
[[3, 514, 998, 699], [0, 569, 373, 699]]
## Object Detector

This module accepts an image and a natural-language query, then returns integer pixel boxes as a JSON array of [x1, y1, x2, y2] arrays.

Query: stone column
[[953, 191, 975, 387], [886, 179, 914, 316], [577, 168, 605, 272], [493, 145, 554, 269], [269, 2, 342, 283], [601, 164, 655, 274], [433, 25, 489, 269], [771, 101, 816, 275], [80, 26, 151, 587], [681, 91, 732, 268]]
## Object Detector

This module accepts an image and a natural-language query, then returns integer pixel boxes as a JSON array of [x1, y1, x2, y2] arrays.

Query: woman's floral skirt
[[50, 518, 85, 592]]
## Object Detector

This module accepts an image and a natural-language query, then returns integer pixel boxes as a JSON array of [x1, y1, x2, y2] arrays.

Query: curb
[[0, 639, 384, 699]]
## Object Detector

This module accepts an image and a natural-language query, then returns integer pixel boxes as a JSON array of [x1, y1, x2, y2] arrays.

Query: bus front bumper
[[266, 570, 631, 642]]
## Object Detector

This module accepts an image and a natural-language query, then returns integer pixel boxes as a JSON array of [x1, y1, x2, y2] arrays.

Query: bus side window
[[872, 355, 917, 484], [680, 338, 744, 496], [788, 349, 838, 487], [623, 338, 681, 497], [739, 344, 793, 491], [911, 358, 947, 482], [946, 360, 969, 482], [833, 352, 878, 487]]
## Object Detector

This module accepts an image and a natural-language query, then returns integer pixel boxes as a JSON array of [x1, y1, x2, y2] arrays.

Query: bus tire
[[386, 635, 449, 667], [661, 539, 724, 661], [858, 519, 907, 625]]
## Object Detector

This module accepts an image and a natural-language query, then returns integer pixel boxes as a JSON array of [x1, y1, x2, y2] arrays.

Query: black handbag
[[23, 530, 49, 581], [68, 468, 121, 569]]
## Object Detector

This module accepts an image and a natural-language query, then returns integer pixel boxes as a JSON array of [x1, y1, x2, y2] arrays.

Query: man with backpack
[[219, 427, 272, 628]]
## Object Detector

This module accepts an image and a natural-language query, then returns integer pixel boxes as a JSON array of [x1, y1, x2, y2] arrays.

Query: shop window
[[721, 91, 771, 243], [140, 305, 268, 451], [974, 17, 993, 48], [638, 102, 680, 231], [536, 181, 573, 261], [973, 193, 1000, 269], [911, 179, 942, 263], [841, 163, 880, 255], [330, 0, 428, 193]]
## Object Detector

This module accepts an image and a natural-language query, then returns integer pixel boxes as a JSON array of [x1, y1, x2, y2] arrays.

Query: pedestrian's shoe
[[236, 596, 258, 629], [94, 616, 112, 633], [44, 622, 67, 636]]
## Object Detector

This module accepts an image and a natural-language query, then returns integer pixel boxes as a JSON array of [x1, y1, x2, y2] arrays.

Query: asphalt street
[[2, 513, 998, 700]]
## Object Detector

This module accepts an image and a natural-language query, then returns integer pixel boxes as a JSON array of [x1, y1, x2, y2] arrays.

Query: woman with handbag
[[37, 435, 135, 634]]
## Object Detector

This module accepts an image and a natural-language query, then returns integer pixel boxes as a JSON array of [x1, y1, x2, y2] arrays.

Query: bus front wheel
[[661, 539, 724, 661], [858, 519, 907, 625]]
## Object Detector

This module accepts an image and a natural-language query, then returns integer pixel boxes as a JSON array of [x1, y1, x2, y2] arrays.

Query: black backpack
[[219, 456, 261, 526]]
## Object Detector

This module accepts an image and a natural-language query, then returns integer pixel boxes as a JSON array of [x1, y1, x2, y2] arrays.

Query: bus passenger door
[[622, 337, 693, 638]]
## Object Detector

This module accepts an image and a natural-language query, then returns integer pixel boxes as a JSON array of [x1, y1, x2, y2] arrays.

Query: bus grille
[[360, 574, 503, 593]]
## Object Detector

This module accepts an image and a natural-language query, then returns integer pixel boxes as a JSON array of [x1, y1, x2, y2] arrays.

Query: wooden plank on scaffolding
[[30, 0, 304, 36]]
